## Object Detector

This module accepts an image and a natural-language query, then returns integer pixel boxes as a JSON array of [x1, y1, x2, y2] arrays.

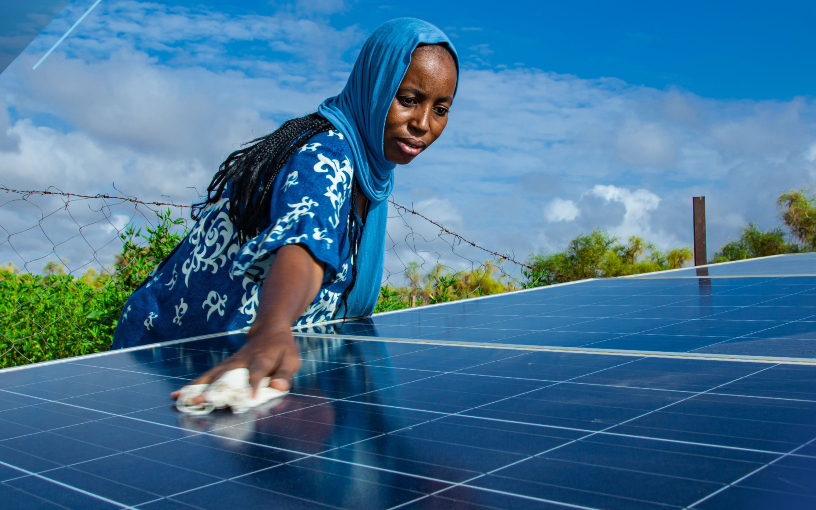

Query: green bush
[[711, 223, 795, 263], [0, 210, 186, 368], [524, 230, 692, 286], [778, 188, 816, 250]]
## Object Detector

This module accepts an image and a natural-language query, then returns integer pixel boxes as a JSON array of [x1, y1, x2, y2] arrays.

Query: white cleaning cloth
[[175, 368, 289, 415]]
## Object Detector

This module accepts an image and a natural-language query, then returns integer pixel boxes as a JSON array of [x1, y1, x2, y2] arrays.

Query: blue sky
[[340, 0, 816, 100], [1, 0, 815, 277]]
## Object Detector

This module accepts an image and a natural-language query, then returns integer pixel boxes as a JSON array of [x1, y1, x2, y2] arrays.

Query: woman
[[111, 18, 459, 399]]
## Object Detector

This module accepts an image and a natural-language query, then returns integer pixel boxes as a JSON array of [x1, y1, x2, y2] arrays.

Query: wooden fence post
[[693, 196, 707, 266]]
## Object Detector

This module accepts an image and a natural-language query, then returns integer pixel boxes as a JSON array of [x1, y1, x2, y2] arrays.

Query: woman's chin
[[385, 148, 418, 165]]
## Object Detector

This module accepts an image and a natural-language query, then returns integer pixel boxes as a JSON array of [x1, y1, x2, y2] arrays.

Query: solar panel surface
[[0, 254, 814, 509]]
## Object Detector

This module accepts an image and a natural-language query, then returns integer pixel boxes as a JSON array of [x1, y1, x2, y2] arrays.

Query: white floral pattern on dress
[[282, 171, 298, 192], [334, 263, 348, 283], [203, 291, 228, 321], [299, 143, 321, 153], [173, 298, 187, 326], [144, 312, 158, 330], [239, 277, 260, 325], [285, 233, 308, 244], [231, 196, 318, 279], [166, 264, 178, 290], [182, 196, 239, 287], [146, 272, 162, 288], [298, 289, 341, 325], [312, 228, 333, 249], [313, 154, 353, 229]]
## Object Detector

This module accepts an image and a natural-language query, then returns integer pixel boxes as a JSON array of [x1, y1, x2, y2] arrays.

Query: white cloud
[[585, 184, 661, 239], [102, 214, 130, 234], [615, 119, 677, 167], [469, 44, 493, 57], [2, 1, 816, 275], [544, 198, 579, 222], [0, 100, 19, 152], [805, 142, 816, 162]]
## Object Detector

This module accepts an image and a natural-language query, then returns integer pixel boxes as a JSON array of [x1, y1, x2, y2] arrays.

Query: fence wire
[[0, 186, 552, 368]]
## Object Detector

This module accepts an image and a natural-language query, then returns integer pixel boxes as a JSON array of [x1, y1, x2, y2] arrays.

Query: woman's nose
[[408, 106, 431, 134]]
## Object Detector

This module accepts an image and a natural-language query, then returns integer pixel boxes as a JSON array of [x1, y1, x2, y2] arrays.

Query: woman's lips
[[397, 139, 425, 157]]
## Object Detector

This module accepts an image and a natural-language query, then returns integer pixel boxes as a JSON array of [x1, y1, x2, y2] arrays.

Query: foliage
[[374, 285, 411, 313], [374, 259, 517, 311], [524, 230, 692, 286], [778, 187, 816, 250], [711, 223, 793, 263], [711, 187, 816, 263], [0, 210, 186, 368]]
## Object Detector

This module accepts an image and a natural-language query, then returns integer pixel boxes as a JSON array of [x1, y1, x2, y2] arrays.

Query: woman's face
[[383, 45, 458, 165]]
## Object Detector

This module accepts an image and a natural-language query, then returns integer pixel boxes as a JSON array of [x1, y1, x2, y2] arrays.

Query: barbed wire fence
[[0, 185, 559, 368]]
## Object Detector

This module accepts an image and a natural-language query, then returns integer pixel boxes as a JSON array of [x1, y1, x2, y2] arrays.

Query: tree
[[665, 247, 693, 269], [525, 229, 692, 286], [778, 188, 816, 250], [711, 223, 790, 263]]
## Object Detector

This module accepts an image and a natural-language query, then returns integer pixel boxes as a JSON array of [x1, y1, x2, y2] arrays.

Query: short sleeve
[[230, 131, 354, 284]]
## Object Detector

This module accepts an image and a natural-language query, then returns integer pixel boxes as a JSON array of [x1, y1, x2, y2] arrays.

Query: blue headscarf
[[318, 18, 459, 317]]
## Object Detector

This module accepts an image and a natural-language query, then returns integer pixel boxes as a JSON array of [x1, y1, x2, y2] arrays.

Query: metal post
[[693, 196, 706, 266]]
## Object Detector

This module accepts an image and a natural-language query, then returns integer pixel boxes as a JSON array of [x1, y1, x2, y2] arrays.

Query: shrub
[[524, 230, 692, 286], [0, 210, 186, 368]]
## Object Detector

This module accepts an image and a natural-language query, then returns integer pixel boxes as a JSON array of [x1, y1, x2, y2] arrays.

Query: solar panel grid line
[[0, 328, 252, 375], [402, 363, 784, 510], [179, 350, 551, 508], [372, 352, 785, 505], [294, 334, 816, 365], [0, 396, 327, 508], [684, 434, 816, 509], [192, 348, 536, 439], [572, 278, 794, 339], [0, 344, 812, 508], [330, 353, 657, 510], [391, 478, 604, 510], [0, 343, 561, 508], [20, 346, 800, 419], [337, 277, 601, 324], [209, 362, 816, 461], [686, 312, 816, 355], [0, 458, 133, 509], [1, 342, 635, 506], [304, 273, 816, 362], [326, 387, 809, 461]]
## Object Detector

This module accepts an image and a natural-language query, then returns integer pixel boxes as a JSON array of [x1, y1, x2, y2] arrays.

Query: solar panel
[[294, 255, 816, 361], [0, 255, 815, 509]]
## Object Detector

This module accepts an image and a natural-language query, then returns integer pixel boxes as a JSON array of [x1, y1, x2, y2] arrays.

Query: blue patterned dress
[[112, 130, 358, 349]]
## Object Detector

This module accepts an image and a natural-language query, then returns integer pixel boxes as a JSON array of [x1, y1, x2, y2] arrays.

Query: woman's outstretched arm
[[171, 243, 324, 400]]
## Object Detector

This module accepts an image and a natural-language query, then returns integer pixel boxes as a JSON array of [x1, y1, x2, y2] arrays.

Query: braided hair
[[192, 112, 363, 320]]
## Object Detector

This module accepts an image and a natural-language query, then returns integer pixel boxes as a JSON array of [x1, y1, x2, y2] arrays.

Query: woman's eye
[[399, 96, 416, 106], [434, 106, 449, 116]]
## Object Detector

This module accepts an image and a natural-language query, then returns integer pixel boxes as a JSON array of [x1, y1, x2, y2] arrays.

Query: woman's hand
[[171, 328, 300, 402], [172, 244, 324, 402]]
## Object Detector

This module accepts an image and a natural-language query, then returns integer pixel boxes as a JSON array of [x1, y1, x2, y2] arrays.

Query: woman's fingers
[[268, 345, 301, 392], [171, 356, 242, 399], [247, 353, 279, 397]]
